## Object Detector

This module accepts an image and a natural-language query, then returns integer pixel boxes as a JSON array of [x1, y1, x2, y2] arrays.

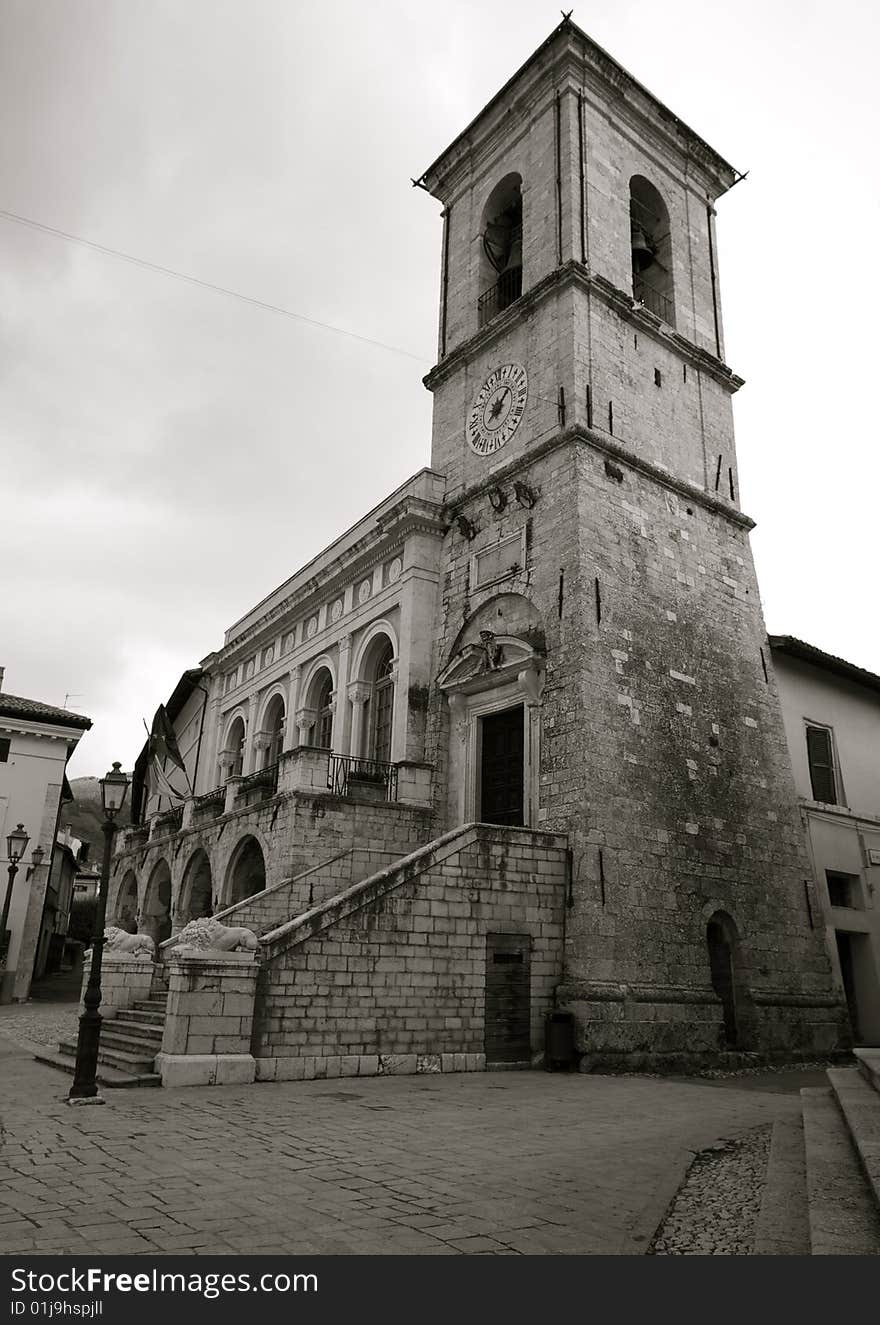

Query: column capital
[[347, 680, 371, 705]]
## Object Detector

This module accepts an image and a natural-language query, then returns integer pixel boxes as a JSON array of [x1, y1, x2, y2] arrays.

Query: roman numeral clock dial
[[466, 362, 528, 456]]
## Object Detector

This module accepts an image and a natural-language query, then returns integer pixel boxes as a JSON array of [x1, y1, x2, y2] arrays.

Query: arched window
[[223, 715, 246, 780], [629, 176, 675, 327], [263, 694, 285, 766], [181, 850, 212, 923], [478, 173, 523, 327], [367, 641, 395, 763], [225, 835, 266, 907], [114, 870, 138, 933], [309, 670, 334, 749], [142, 858, 172, 947]]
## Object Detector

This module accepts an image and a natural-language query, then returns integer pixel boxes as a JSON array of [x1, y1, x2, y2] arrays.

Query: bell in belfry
[[631, 225, 655, 271]]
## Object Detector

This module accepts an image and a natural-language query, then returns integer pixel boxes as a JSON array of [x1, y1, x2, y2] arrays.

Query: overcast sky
[[1, 0, 877, 779]]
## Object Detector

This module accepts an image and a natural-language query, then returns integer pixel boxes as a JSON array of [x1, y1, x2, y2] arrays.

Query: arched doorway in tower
[[706, 911, 750, 1049], [180, 849, 213, 924], [114, 871, 138, 933], [225, 836, 266, 907], [141, 859, 172, 949]]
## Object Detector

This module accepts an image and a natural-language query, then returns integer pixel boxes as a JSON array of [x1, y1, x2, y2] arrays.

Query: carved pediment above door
[[436, 633, 545, 701]]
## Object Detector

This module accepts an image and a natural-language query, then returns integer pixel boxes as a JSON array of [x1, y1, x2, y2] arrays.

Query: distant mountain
[[61, 776, 133, 864]]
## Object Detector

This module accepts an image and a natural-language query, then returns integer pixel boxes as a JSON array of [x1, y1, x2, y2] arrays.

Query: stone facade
[[109, 18, 846, 1082], [252, 824, 567, 1081]]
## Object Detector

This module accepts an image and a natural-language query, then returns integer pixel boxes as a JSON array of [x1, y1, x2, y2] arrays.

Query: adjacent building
[[0, 682, 91, 1002], [771, 637, 880, 1045]]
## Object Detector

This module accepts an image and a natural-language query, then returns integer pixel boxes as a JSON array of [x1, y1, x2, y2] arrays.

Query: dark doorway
[[485, 932, 531, 1063], [479, 705, 525, 826], [707, 915, 738, 1048], [836, 931, 861, 1042]]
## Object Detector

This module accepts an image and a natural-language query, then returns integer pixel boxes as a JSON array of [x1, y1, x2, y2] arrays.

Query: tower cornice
[[416, 18, 739, 203], [442, 423, 755, 534]]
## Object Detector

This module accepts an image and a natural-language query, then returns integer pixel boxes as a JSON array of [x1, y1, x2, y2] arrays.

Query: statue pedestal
[[156, 950, 259, 1088], [80, 954, 157, 1019]]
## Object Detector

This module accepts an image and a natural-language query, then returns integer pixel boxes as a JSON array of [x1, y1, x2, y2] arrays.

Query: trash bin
[[544, 1009, 576, 1071]]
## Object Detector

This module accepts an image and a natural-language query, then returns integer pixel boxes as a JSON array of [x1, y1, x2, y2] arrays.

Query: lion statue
[[97, 928, 156, 960], [174, 917, 259, 955]]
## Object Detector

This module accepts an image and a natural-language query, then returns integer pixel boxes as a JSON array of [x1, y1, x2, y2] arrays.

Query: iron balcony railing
[[328, 754, 398, 802], [153, 806, 183, 836], [633, 280, 674, 326], [192, 787, 226, 819], [477, 265, 523, 327], [238, 761, 279, 799]]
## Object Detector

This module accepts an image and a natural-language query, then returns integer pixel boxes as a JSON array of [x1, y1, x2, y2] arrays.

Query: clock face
[[466, 362, 528, 456]]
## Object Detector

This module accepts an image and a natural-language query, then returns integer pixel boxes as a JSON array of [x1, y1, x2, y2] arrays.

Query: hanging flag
[[147, 704, 192, 802]]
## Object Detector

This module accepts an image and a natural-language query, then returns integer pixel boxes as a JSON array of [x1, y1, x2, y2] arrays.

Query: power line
[[0, 206, 431, 364]]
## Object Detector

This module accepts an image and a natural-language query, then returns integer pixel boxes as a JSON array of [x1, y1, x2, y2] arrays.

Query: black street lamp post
[[68, 762, 130, 1103], [1, 823, 30, 970]]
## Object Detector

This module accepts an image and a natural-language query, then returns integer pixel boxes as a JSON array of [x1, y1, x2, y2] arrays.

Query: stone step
[[100, 1024, 163, 1052], [34, 1047, 161, 1089], [131, 999, 168, 1014], [827, 1067, 880, 1211], [753, 1115, 810, 1255], [801, 1086, 880, 1254], [855, 1049, 880, 1096], [58, 1037, 157, 1077], [116, 1008, 165, 1028]]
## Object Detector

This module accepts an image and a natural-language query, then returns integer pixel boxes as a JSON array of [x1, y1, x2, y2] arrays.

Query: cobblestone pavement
[[0, 1024, 808, 1257], [650, 1125, 773, 1254], [0, 1001, 79, 1049]]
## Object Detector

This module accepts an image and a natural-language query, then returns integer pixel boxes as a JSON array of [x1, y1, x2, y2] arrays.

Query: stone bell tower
[[416, 17, 846, 1064]]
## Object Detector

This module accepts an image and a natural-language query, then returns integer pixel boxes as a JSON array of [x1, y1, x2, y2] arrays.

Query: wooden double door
[[479, 705, 525, 827]]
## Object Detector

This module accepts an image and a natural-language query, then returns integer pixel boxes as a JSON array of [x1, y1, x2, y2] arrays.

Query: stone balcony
[[117, 748, 433, 858], [109, 746, 436, 936]]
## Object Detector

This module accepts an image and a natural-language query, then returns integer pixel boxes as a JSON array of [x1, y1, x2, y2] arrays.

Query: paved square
[[0, 1022, 809, 1256]]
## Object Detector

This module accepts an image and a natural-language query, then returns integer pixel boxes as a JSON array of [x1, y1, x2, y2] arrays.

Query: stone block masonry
[[79, 954, 155, 1018], [156, 951, 259, 1087], [252, 823, 568, 1081]]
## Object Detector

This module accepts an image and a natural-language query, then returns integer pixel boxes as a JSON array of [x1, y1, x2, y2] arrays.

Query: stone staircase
[[36, 976, 169, 1089], [755, 1049, 880, 1254]]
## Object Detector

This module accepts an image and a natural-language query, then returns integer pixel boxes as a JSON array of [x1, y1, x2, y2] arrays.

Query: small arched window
[[478, 174, 523, 328], [263, 695, 285, 766], [224, 715, 246, 779], [368, 641, 395, 763], [629, 176, 675, 327], [310, 672, 334, 750]]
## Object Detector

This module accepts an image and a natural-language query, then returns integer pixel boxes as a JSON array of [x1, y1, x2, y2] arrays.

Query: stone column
[[295, 707, 316, 746], [336, 634, 353, 756], [199, 690, 223, 794], [252, 732, 271, 771], [243, 694, 260, 773], [284, 666, 301, 752], [156, 950, 259, 1088], [347, 681, 371, 759]]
